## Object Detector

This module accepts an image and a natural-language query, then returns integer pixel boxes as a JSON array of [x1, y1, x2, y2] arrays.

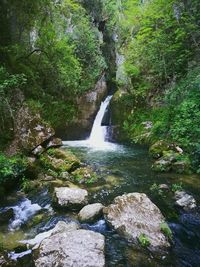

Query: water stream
[[0, 96, 200, 266]]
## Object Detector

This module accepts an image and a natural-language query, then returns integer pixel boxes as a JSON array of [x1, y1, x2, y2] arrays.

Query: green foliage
[[0, 153, 27, 187], [0, 66, 27, 92], [150, 183, 164, 196], [171, 183, 183, 192], [160, 222, 173, 240], [116, 1, 200, 173], [0, 66, 27, 145], [0, 0, 107, 137], [121, 0, 200, 91], [21, 176, 32, 193], [138, 233, 150, 248], [42, 98, 77, 128], [71, 167, 98, 184]]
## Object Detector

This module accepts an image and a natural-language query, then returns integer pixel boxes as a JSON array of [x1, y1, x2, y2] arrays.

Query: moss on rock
[[71, 167, 98, 184], [39, 149, 80, 174]]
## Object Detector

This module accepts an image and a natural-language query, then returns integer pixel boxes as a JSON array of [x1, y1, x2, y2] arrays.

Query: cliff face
[[0, 0, 119, 150], [57, 74, 108, 140]]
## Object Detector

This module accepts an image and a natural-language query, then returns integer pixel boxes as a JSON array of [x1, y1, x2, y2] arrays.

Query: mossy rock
[[71, 167, 98, 184], [149, 140, 171, 159], [152, 159, 171, 172], [172, 160, 191, 174], [151, 148, 191, 174], [39, 149, 80, 173], [26, 212, 48, 228], [162, 150, 180, 163]]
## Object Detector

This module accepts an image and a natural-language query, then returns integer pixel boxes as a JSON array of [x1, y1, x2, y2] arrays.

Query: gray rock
[[34, 226, 105, 267], [103, 193, 170, 253], [175, 191, 197, 210], [60, 171, 70, 180], [5, 104, 55, 155], [78, 203, 104, 222], [159, 184, 170, 191], [0, 255, 11, 266], [22, 221, 79, 248], [152, 159, 171, 172], [61, 74, 108, 139], [54, 187, 88, 210], [32, 145, 45, 155], [172, 161, 190, 174], [46, 138, 63, 149]]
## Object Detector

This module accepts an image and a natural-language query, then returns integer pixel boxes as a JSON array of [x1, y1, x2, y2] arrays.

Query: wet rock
[[46, 138, 62, 149], [152, 159, 171, 172], [34, 223, 105, 267], [174, 191, 197, 210], [78, 203, 104, 222], [54, 187, 88, 210], [0, 254, 15, 267], [0, 208, 14, 225], [103, 193, 170, 254], [0, 255, 7, 266]]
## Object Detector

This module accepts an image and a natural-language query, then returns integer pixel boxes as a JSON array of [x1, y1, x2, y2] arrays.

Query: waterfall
[[89, 95, 112, 145], [63, 94, 117, 150]]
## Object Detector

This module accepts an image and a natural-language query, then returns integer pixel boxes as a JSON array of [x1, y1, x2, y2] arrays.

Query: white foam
[[63, 95, 121, 151], [8, 249, 32, 261], [9, 198, 42, 231]]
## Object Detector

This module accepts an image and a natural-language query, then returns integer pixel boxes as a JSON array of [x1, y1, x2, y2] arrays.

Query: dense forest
[[1, 0, 200, 176], [0, 1, 200, 266]]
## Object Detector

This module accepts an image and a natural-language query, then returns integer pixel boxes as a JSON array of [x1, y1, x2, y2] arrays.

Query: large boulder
[[34, 222, 105, 267], [103, 193, 170, 254], [54, 187, 88, 210], [6, 104, 55, 155], [78, 203, 104, 223]]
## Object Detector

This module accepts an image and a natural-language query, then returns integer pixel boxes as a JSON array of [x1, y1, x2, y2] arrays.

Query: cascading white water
[[63, 94, 119, 150], [89, 95, 112, 146]]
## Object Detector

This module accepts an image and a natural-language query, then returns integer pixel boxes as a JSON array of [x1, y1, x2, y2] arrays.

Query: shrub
[[171, 183, 183, 192], [0, 153, 27, 187]]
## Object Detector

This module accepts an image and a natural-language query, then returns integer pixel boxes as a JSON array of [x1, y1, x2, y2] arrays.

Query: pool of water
[[0, 142, 199, 266]]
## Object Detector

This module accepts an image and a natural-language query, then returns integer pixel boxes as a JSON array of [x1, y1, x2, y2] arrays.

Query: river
[[0, 96, 199, 266]]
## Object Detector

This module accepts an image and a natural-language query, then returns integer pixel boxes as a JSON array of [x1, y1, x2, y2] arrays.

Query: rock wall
[[57, 74, 108, 140]]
